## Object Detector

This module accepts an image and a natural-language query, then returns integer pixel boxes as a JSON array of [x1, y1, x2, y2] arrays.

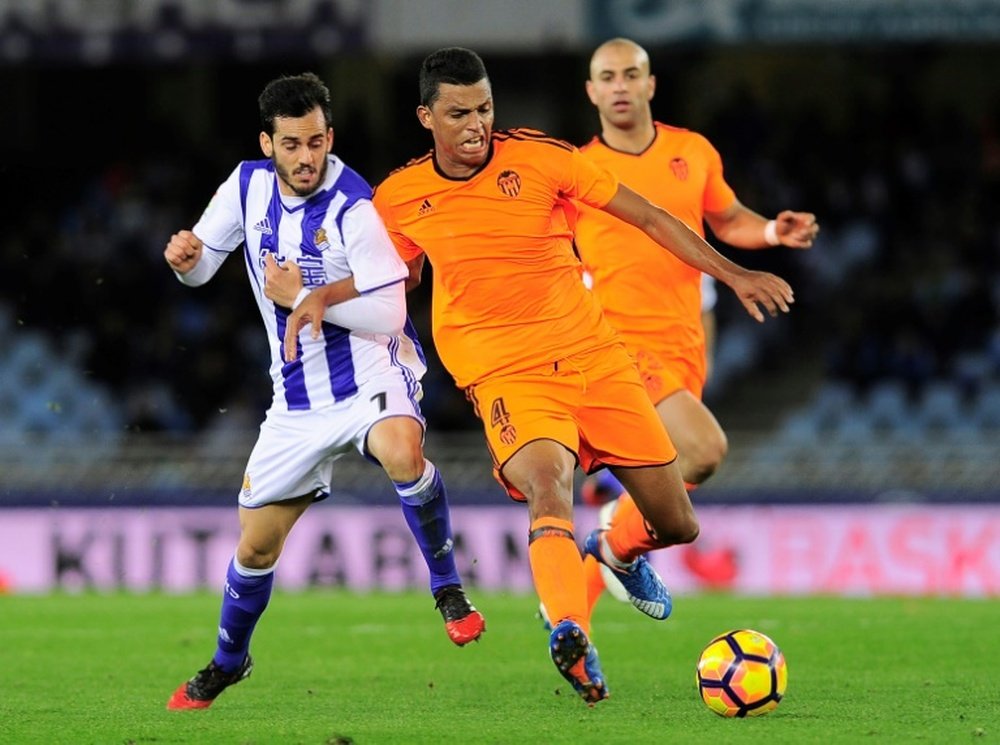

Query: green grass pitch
[[1, 591, 997, 744]]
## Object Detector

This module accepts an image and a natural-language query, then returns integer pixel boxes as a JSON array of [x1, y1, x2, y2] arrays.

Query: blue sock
[[212, 558, 274, 672], [395, 461, 461, 594]]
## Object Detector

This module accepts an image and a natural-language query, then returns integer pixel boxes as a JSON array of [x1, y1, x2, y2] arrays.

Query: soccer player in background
[[701, 274, 718, 381], [573, 38, 819, 618], [163, 72, 484, 711], [286, 47, 794, 705]]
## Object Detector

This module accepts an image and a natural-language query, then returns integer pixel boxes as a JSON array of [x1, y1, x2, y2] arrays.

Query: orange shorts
[[630, 343, 706, 404], [466, 343, 677, 501]]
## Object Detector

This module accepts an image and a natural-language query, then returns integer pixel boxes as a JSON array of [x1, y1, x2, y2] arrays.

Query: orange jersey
[[573, 122, 736, 384], [374, 129, 621, 389]]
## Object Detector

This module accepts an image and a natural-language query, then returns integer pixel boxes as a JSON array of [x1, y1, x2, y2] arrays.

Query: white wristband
[[292, 287, 310, 310], [764, 219, 781, 246]]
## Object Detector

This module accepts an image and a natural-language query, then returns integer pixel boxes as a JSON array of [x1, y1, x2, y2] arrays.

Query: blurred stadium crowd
[[3, 41, 1000, 456]]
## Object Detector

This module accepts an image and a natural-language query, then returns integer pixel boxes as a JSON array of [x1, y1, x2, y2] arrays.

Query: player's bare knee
[[685, 458, 718, 486], [677, 514, 700, 544], [684, 435, 728, 485], [521, 473, 574, 521], [653, 512, 700, 546], [368, 417, 425, 481], [235, 543, 279, 570], [380, 446, 425, 483]]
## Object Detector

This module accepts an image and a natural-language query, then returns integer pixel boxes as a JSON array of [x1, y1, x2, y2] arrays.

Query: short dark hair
[[258, 72, 332, 135], [419, 47, 489, 107]]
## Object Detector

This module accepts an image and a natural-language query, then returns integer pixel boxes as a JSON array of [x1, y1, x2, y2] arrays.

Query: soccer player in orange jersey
[[284, 47, 794, 705], [573, 38, 819, 619]]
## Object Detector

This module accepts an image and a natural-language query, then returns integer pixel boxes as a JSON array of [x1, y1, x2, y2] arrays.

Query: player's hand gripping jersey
[[374, 129, 622, 389]]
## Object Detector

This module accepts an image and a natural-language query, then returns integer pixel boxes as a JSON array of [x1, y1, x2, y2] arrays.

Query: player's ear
[[260, 132, 274, 157], [647, 74, 656, 102], [327, 127, 334, 152], [417, 105, 433, 131]]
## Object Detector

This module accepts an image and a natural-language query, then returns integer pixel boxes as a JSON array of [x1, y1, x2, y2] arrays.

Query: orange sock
[[528, 516, 588, 635], [583, 554, 606, 620], [604, 493, 663, 563]]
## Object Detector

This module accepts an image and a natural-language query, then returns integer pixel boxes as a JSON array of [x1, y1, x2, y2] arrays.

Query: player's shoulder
[[493, 128, 575, 152], [385, 150, 435, 180], [229, 158, 274, 185], [579, 134, 603, 153], [376, 150, 435, 194], [237, 157, 274, 174], [330, 157, 374, 200], [654, 121, 713, 147]]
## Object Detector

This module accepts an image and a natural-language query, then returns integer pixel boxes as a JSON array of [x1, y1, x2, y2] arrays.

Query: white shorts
[[239, 370, 424, 508]]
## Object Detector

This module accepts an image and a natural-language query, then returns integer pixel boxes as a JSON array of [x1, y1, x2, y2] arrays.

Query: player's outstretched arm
[[164, 229, 230, 286], [705, 201, 819, 250], [603, 185, 794, 323]]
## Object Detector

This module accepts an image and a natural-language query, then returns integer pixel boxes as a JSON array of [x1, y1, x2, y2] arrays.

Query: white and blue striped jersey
[[190, 154, 426, 413]]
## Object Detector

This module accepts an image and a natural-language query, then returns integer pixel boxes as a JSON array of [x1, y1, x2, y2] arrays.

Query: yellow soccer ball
[[696, 629, 788, 717]]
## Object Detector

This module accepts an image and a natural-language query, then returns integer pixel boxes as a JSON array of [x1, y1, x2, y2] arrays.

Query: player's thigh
[[656, 388, 727, 462], [609, 462, 699, 545], [241, 409, 352, 508], [356, 370, 426, 468], [501, 438, 577, 522], [576, 345, 677, 474], [237, 494, 314, 565], [466, 370, 581, 503]]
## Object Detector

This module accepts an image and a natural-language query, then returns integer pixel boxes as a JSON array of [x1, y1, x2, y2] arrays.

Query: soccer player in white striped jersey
[[163, 73, 484, 711]]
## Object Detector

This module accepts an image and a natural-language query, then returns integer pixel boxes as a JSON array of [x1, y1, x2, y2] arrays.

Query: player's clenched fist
[[773, 210, 819, 249], [164, 230, 204, 274]]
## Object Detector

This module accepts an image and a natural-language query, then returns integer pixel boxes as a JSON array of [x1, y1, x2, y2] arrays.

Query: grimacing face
[[259, 105, 333, 197], [418, 79, 494, 178], [586, 43, 655, 131]]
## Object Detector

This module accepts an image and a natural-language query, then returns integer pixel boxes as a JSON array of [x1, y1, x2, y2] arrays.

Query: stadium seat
[[809, 381, 857, 430], [864, 380, 911, 430], [951, 351, 993, 394], [829, 411, 875, 442], [972, 383, 1000, 430], [914, 381, 966, 431], [774, 410, 822, 444], [1, 324, 124, 440], [710, 326, 760, 392]]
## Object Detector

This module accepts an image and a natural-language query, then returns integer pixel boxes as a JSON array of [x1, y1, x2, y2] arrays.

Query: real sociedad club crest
[[497, 169, 521, 198], [313, 227, 331, 251]]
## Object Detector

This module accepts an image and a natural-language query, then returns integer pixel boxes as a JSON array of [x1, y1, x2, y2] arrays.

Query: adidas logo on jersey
[[418, 199, 433, 216], [253, 217, 273, 234]]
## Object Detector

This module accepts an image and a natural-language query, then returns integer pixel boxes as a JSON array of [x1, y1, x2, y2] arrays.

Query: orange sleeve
[[373, 185, 423, 262], [700, 136, 736, 213], [564, 147, 619, 209]]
